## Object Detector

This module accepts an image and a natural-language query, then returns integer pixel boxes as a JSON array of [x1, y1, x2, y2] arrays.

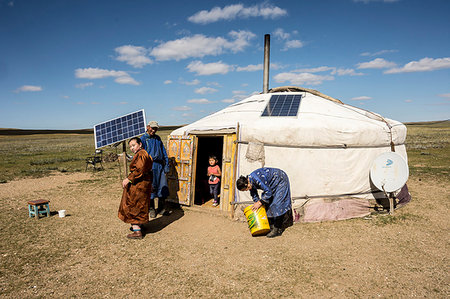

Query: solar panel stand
[[122, 141, 128, 179]]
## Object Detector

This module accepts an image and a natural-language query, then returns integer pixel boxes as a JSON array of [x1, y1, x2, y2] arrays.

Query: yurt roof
[[171, 86, 406, 147]]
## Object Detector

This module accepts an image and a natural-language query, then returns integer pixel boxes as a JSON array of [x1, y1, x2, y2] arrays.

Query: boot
[[266, 227, 283, 238], [157, 198, 166, 215], [149, 207, 156, 218], [127, 230, 143, 239]]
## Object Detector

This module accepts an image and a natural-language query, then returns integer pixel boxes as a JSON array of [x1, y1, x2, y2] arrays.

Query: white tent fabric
[[171, 89, 408, 222]]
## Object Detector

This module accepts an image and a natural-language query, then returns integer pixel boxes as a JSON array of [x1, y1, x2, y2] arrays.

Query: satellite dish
[[370, 152, 409, 192]]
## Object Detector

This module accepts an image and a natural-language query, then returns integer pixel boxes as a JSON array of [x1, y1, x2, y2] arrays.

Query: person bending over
[[236, 167, 292, 238]]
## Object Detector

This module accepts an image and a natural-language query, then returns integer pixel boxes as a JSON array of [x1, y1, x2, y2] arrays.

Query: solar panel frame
[[94, 109, 147, 149], [261, 94, 302, 117]]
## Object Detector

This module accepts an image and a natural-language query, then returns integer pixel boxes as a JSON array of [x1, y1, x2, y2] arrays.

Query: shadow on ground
[[141, 206, 184, 235]]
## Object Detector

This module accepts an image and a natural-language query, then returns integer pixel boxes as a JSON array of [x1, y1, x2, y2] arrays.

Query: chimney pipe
[[263, 34, 270, 94]]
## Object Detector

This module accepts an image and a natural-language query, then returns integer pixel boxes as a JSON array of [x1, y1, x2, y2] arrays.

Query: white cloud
[[351, 96, 372, 101], [237, 62, 282, 72], [115, 45, 152, 68], [232, 90, 247, 95], [360, 49, 398, 56], [164, 80, 173, 84], [195, 87, 218, 94], [207, 81, 221, 87], [282, 40, 304, 51], [294, 66, 362, 76], [228, 30, 256, 52], [172, 106, 192, 111], [332, 68, 364, 76], [294, 66, 334, 73], [270, 63, 283, 70], [222, 98, 235, 103], [188, 3, 287, 24], [114, 76, 140, 85], [357, 58, 397, 69], [75, 67, 139, 85], [150, 30, 255, 61], [404, 99, 413, 103], [274, 72, 334, 86], [273, 28, 304, 51], [187, 98, 212, 104], [273, 28, 290, 40], [14, 85, 42, 92], [181, 79, 201, 85], [186, 61, 232, 76], [75, 68, 127, 79], [236, 64, 262, 72], [75, 82, 93, 89], [384, 57, 450, 74]]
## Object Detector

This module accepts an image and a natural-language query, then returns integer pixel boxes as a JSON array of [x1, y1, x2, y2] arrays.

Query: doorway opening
[[193, 136, 223, 206]]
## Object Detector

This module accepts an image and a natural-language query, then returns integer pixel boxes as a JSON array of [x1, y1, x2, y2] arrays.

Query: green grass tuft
[[372, 213, 424, 226]]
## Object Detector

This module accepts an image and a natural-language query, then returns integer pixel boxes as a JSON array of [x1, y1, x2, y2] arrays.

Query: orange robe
[[118, 149, 153, 224]]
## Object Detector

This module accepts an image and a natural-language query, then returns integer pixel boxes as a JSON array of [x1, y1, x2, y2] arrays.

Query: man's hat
[[148, 120, 159, 128]]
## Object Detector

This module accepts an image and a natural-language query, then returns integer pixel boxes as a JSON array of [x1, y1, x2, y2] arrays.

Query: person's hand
[[122, 178, 130, 188], [251, 200, 262, 212]]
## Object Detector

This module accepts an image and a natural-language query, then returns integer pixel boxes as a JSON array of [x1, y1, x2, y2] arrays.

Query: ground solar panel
[[261, 94, 302, 117], [94, 109, 146, 149]]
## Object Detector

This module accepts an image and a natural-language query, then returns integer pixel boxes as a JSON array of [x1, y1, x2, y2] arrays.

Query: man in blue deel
[[141, 121, 170, 218], [236, 167, 292, 238]]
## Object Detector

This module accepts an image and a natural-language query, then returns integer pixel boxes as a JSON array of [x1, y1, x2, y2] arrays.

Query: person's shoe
[[157, 208, 166, 216], [127, 230, 143, 239], [212, 201, 219, 207], [266, 228, 283, 238], [149, 208, 156, 218]]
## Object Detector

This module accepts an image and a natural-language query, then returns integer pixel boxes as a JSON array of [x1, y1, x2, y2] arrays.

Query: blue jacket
[[248, 167, 292, 218], [140, 133, 169, 172]]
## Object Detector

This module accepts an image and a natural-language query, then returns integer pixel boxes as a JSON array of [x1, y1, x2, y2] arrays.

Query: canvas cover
[[171, 89, 408, 222]]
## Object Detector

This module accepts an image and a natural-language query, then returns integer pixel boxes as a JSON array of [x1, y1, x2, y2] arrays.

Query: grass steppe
[[0, 122, 448, 298]]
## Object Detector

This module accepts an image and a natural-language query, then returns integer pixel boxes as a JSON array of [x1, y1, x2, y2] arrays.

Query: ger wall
[[234, 143, 407, 222]]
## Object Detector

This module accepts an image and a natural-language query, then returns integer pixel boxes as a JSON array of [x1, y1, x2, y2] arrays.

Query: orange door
[[220, 133, 237, 216], [166, 135, 197, 206]]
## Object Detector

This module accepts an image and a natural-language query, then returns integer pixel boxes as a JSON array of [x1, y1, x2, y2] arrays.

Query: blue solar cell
[[261, 94, 302, 117], [93, 109, 146, 149]]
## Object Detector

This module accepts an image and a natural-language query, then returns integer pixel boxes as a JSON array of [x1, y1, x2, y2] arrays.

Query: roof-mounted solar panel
[[94, 109, 146, 149], [261, 94, 302, 117]]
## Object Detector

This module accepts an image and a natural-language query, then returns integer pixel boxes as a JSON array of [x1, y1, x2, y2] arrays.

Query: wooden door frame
[[167, 132, 237, 218]]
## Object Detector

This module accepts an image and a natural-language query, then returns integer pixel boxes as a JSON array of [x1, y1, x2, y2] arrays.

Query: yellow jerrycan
[[243, 205, 271, 236]]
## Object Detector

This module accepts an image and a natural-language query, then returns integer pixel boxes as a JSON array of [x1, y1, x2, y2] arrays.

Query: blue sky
[[1, 0, 449, 129]]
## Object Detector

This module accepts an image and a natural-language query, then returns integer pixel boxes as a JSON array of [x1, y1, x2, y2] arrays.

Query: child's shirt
[[208, 165, 220, 184]]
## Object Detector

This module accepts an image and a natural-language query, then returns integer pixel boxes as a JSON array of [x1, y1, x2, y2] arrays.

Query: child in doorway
[[207, 155, 221, 207]]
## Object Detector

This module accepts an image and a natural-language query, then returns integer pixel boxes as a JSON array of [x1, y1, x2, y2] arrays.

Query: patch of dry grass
[[405, 121, 450, 179], [0, 128, 175, 183], [0, 122, 449, 297]]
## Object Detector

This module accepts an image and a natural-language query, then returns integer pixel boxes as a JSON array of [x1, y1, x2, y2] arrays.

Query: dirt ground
[[0, 170, 448, 298]]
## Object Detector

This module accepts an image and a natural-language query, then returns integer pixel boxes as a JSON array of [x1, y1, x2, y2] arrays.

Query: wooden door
[[166, 135, 197, 206], [220, 134, 237, 216]]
